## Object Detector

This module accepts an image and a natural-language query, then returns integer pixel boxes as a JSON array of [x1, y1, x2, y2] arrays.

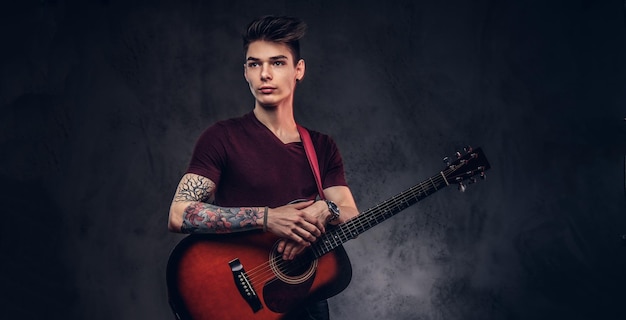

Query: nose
[[260, 63, 272, 81]]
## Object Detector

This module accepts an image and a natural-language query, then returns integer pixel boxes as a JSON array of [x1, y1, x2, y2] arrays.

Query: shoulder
[[209, 112, 252, 130], [198, 112, 254, 137], [191, 113, 253, 154], [302, 126, 340, 152]]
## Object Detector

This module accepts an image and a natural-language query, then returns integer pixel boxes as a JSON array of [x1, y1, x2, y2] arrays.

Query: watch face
[[326, 200, 340, 221], [327, 201, 338, 212]]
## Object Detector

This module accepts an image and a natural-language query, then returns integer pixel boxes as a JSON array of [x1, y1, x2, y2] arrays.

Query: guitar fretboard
[[310, 171, 450, 258]]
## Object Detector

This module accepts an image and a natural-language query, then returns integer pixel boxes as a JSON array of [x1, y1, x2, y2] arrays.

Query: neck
[[253, 105, 300, 143]]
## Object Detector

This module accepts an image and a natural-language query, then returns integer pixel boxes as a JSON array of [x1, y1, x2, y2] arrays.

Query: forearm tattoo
[[181, 204, 263, 234], [174, 174, 264, 234]]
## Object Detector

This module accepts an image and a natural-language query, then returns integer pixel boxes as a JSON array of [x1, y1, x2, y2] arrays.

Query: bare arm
[[168, 173, 324, 246], [323, 185, 359, 224], [168, 173, 264, 233]]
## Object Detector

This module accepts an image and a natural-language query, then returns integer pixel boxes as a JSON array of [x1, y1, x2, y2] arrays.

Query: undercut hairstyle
[[242, 15, 307, 62]]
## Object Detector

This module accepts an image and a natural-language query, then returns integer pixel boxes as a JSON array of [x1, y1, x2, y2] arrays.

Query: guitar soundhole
[[269, 242, 318, 284]]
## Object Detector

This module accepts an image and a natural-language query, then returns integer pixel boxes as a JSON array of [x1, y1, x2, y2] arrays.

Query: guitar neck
[[311, 171, 450, 258]]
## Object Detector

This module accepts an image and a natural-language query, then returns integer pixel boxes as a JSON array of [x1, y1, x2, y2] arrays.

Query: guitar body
[[167, 232, 352, 320]]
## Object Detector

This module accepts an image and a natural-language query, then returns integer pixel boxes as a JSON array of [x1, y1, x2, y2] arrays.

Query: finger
[[277, 239, 287, 253], [303, 221, 322, 238], [284, 242, 302, 260], [297, 212, 324, 235], [299, 203, 326, 234], [290, 233, 311, 248], [297, 225, 318, 242], [283, 243, 295, 260], [284, 244, 306, 260], [313, 219, 325, 234]]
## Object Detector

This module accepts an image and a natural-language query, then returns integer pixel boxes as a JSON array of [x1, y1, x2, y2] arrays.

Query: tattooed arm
[[167, 173, 323, 248], [168, 173, 264, 234]]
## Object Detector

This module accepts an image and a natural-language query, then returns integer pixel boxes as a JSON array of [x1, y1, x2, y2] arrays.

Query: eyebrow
[[246, 55, 290, 62]]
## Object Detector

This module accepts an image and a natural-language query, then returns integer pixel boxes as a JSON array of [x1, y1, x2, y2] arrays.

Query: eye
[[273, 60, 286, 66], [247, 62, 259, 68]]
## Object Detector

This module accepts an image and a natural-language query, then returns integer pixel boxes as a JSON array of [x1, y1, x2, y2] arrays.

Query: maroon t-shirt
[[186, 112, 348, 208]]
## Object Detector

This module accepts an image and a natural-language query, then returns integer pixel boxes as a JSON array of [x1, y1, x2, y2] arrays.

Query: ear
[[295, 59, 306, 82]]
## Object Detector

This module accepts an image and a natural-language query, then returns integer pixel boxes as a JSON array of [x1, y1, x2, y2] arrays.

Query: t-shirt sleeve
[[186, 123, 228, 187], [319, 135, 348, 189]]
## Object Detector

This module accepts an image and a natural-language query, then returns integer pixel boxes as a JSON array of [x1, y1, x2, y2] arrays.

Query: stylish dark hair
[[242, 15, 307, 62]]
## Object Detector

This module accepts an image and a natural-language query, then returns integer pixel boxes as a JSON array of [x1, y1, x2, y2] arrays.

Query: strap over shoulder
[[297, 124, 325, 200]]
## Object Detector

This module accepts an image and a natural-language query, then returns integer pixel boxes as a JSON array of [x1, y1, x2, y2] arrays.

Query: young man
[[168, 15, 358, 319]]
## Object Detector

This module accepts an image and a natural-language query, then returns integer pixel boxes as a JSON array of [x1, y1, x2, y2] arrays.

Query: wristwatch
[[324, 200, 340, 222]]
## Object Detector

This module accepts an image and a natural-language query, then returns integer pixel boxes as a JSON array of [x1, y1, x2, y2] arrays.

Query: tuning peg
[[443, 156, 450, 166], [455, 151, 462, 158], [469, 177, 477, 184], [458, 182, 466, 192], [480, 171, 486, 180], [464, 145, 473, 153]]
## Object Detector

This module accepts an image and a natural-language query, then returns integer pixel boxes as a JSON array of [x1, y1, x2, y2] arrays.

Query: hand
[[276, 239, 307, 260], [299, 200, 331, 229], [266, 200, 325, 247]]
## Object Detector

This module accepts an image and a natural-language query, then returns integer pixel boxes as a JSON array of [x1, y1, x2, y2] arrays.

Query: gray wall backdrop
[[1, 0, 625, 319]]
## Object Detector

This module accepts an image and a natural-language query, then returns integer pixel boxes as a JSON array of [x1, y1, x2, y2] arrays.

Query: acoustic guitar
[[167, 147, 491, 319]]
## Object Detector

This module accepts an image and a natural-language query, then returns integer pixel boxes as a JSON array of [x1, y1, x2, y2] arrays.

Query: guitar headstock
[[442, 146, 491, 192]]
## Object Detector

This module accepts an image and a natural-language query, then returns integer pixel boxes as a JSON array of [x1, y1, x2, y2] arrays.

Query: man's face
[[244, 40, 305, 108]]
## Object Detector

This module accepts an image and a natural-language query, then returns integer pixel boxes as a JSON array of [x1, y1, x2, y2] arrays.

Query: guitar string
[[245, 175, 440, 286], [211, 159, 482, 298], [244, 228, 336, 282], [339, 171, 447, 240], [339, 161, 477, 243], [245, 254, 315, 287], [320, 160, 475, 256], [244, 170, 451, 287], [319, 162, 464, 253], [239, 164, 468, 289]]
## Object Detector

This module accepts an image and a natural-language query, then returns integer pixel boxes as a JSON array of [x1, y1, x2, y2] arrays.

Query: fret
[[343, 221, 355, 240], [336, 225, 346, 242], [347, 220, 360, 239], [323, 234, 332, 251], [365, 213, 375, 228], [329, 231, 340, 249], [428, 177, 438, 191], [440, 171, 450, 186], [383, 208, 392, 219], [353, 217, 362, 232], [320, 236, 331, 254], [314, 240, 323, 256], [312, 242, 322, 258]]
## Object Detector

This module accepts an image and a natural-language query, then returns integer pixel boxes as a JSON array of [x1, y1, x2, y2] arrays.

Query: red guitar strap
[[297, 124, 326, 200]]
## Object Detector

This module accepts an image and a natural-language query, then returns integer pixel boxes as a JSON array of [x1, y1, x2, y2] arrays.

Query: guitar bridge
[[229, 258, 263, 313]]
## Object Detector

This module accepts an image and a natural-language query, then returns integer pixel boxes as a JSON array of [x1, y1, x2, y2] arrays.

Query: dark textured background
[[1, 0, 625, 319]]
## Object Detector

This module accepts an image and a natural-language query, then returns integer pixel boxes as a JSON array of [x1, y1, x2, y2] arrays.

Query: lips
[[259, 86, 276, 94]]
